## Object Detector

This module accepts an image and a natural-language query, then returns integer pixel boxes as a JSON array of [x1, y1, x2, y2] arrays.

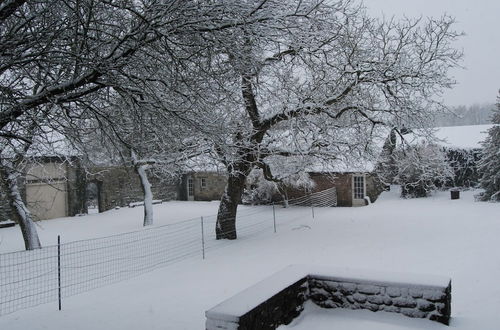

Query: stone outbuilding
[[178, 171, 227, 201], [289, 172, 383, 207]]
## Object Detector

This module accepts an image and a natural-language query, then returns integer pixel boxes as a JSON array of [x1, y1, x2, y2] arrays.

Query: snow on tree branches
[[478, 93, 500, 202]]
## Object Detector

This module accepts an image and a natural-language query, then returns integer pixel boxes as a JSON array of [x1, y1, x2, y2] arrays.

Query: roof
[[402, 124, 493, 150], [431, 124, 492, 149]]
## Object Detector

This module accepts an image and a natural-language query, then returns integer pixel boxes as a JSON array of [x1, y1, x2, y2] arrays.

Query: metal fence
[[0, 187, 336, 316]]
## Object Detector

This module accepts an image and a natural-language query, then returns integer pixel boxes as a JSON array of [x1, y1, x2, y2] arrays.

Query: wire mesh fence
[[0, 187, 336, 316]]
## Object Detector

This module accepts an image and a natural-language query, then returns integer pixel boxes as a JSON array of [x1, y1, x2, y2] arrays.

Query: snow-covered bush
[[242, 169, 278, 205], [242, 169, 315, 205], [477, 95, 500, 202], [392, 143, 454, 198]]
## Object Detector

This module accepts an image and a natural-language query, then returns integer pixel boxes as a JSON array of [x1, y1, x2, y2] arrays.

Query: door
[[187, 177, 195, 201], [352, 174, 366, 206]]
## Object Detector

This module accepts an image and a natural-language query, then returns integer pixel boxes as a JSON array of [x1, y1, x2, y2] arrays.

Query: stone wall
[[91, 166, 178, 212], [206, 278, 309, 330], [206, 266, 451, 330], [0, 179, 10, 222], [180, 172, 227, 201], [318, 173, 352, 206], [309, 277, 451, 325]]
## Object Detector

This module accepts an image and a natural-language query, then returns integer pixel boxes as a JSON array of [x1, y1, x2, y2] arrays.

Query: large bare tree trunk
[[0, 165, 41, 250], [216, 173, 247, 240]]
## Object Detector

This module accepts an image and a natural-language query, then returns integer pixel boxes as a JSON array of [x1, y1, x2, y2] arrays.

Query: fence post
[[272, 203, 276, 233], [57, 235, 61, 311], [201, 217, 205, 260], [310, 194, 315, 219]]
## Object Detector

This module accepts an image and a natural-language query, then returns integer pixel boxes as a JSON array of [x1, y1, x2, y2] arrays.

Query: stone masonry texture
[[206, 275, 451, 330]]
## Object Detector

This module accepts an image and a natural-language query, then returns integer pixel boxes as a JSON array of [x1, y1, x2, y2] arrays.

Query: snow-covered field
[[0, 188, 499, 329]]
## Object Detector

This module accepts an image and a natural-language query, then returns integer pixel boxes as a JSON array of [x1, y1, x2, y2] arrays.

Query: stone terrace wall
[[206, 278, 308, 330], [206, 266, 451, 330], [309, 276, 451, 325]]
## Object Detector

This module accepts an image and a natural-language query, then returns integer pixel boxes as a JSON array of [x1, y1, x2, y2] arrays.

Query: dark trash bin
[[450, 190, 460, 200]]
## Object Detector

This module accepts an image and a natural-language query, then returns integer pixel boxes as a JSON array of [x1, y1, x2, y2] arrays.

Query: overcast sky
[[362, 0, 500, 106]]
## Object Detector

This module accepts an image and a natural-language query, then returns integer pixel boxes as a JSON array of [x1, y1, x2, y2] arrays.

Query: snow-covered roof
[[431, 124, 492, 149], [401, 124, 493, 150]]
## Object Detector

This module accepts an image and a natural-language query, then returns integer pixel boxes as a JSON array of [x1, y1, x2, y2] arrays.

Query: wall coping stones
[[206, 265, 451, 329], [206, 266, 309, 322]]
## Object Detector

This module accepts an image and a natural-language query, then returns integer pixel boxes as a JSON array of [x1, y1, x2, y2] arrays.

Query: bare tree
[[0, 124, 41, 250], [83, 88, 209, 227], [1, 0, 263, 247], [391, 142, 453, 198], [183, 0, 462, 239]]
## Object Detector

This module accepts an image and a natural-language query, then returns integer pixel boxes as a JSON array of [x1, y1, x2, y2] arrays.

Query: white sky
[[362, 0, 500, 106]]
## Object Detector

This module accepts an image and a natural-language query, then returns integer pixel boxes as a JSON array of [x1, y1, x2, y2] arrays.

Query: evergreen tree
[[478, 93, 500, 201]]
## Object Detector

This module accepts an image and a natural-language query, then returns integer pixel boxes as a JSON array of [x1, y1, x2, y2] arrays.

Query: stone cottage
[[284, 172, 383, 207], [178, 171, 227, 201]]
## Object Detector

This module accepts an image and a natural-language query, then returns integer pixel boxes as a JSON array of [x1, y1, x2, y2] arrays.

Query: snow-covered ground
[[0, 188, 499, 329]]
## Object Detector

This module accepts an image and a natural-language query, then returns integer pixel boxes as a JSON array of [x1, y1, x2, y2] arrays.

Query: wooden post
[[201, 217, 205, 259], [272, 203, 276, 233], [57, 235, 61, 311]]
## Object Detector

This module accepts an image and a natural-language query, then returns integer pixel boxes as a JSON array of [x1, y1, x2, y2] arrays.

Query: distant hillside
[[433, 104, 495, 127]]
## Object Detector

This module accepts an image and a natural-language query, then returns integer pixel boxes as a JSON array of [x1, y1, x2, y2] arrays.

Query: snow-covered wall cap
[[304, 264, 451, 289], [206, 265, 309, 322], [205, 264, 451, 322]]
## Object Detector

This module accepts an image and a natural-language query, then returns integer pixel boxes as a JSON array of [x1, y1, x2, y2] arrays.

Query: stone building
[[89, 166, 178, 212], [0, 160, 179, 222], [176, 169, 383, 207], [178, 171, 227, 201], [0, 158, 385, 224], [277, 172, 383, 207]]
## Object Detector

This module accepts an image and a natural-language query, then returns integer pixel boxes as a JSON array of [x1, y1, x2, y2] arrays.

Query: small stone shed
[[284, 172, 383, 207], [178, 171, 227, 201]]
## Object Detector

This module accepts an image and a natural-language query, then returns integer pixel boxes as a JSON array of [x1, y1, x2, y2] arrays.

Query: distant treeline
[[434, 104, 495, 127]]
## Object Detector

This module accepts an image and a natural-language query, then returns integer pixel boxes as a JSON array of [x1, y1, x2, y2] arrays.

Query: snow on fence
[[283, 187, 337, 208], [0, 188, 337, 316]]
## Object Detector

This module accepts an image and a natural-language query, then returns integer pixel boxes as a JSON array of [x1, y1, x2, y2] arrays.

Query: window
[[200, 177, 207, 190], [353, 175, 365, 199], [187, 178, 194, 196]]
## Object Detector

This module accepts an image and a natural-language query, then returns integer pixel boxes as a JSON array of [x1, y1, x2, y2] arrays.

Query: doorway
[[86, 181, 101, 214], [187, 177, 195, 201]]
